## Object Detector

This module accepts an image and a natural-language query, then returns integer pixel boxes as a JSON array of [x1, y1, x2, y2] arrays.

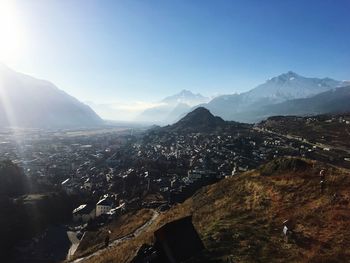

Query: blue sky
[[1, 0, 350, 117]]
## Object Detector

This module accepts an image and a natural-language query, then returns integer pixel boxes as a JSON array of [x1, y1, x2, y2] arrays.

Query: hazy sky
[[1, 0, 350, 109]]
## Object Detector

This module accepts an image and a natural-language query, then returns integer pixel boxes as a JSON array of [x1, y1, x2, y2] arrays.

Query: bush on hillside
[[0, 160, 28, 197], [259, 157, 310, 176]]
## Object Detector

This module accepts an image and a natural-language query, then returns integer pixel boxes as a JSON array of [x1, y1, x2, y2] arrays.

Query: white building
[[96, 198, 113, 217]]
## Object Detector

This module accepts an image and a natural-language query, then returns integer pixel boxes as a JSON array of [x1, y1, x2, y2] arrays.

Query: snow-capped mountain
[[161, 89, 210, 106], [137, 90, 210, 124], [201, 71, 348, 122], [244, 71, 343, 102]]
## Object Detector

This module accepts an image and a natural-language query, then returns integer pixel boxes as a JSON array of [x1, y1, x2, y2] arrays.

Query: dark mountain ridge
[[243, 85, 350, 122], [261, 85, 350, 115], [161, 107, 227, 132]]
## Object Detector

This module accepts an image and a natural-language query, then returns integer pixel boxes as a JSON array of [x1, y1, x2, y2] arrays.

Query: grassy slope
[[86, 157, 350, 263], [71, 209, 154, 260]]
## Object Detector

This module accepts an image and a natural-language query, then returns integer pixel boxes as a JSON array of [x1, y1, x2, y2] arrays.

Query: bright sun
[[0, 0, 24, 64]]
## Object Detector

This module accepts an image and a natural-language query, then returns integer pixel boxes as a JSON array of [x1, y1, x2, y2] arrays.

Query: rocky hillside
[[83, 157, 350, 263], [258, 113, 350, 150]]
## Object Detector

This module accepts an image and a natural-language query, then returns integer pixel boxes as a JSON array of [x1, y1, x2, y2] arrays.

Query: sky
[[1, 0, 350, 119]]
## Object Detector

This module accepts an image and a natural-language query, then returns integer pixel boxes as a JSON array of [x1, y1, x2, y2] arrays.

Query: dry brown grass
[[84, 158, 350, 263], [71, 209, 154, 260]]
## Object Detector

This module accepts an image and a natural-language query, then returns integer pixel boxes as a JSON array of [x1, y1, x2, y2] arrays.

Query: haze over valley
[[1, 64, 349, 128], [1, 1, 350, 263]]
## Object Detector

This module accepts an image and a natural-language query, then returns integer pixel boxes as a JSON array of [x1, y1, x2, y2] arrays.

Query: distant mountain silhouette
[[194, 72, 348, 122], [161, 89, 209, 106], [136, 90, 209, 124], [0, 64, 103, 128], [162, 107, 226, 132]]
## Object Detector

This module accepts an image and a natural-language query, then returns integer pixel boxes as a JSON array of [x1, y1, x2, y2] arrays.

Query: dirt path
[[71, 210, 159, 263], [66, 231, 80, 260]]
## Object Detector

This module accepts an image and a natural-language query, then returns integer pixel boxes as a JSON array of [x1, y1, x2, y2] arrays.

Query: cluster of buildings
[[72, 195, 125, 223], [2, 115, 349, 229]]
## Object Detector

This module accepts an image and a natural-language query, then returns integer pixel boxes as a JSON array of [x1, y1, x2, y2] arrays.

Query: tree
[[0, 160, 28, 197]]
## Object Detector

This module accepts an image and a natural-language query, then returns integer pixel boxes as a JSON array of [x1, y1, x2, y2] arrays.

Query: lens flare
[[0, 0, 24, 64]]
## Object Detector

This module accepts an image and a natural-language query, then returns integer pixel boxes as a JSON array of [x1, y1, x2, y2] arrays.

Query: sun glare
[[0, 0, 24, 64]]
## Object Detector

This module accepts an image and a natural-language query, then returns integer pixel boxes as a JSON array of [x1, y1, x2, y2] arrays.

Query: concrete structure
[[96, 197, 113, 217], [154, 216, 204, 263]]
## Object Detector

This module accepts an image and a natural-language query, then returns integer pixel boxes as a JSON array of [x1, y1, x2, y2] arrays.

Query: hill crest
[[163, 107, 226, 132]]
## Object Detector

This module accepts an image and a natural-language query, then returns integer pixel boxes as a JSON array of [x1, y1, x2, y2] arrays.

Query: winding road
[[71, 210, 159, 263]]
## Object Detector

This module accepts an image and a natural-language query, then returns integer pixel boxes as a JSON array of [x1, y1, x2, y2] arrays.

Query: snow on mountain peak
[[161, 90, 210, 106]]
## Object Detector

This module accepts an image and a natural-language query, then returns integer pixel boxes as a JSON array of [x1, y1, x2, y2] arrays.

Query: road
[[254, 127, 350, 154], [71, 210, 159, 263]]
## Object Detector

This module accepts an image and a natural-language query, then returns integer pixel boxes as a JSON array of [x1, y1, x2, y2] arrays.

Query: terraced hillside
[[82, 157, 350, 263]]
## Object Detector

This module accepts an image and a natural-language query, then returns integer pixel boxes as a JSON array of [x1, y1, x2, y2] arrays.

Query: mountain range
[[196, 71, 349, 123], [1, 65, 350, 128], [139, 72, 350, 125], [248, 85, 350, 122], [0, 64, 103, 129]]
